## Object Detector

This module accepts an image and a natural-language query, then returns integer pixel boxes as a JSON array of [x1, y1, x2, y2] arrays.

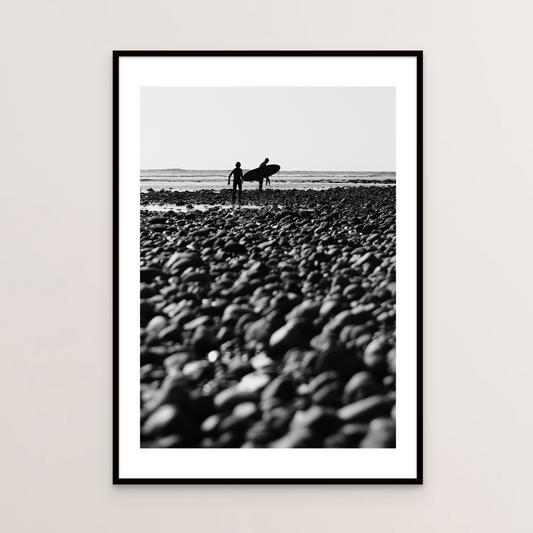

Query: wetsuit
[[259, 159, 269, 192], [228, 167, 243, 203]]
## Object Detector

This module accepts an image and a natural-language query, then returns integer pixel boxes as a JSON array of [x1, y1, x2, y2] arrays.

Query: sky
[[141, 87, 395, 172]]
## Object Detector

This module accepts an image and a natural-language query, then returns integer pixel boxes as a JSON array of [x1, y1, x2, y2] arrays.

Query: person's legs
[[258, 178, 263, 192], [238, 181, 242, 203], [232, 181, 237, 204]]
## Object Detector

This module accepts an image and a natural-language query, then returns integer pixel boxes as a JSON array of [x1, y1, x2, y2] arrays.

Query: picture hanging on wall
[[113, 51, 423, 484]]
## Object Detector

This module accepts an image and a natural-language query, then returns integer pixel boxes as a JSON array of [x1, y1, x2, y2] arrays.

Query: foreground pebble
[[139, 186, 396, 448]]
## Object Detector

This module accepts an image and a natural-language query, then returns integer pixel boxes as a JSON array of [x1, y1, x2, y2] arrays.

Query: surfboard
[[242, 164, 281, 182]]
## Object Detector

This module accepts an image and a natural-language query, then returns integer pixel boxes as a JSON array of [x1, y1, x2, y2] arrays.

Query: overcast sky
[[141, 87, 395, 171]]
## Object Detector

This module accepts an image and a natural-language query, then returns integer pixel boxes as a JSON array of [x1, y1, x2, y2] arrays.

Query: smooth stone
[[201, 413, 223, 434], [359, 418, 396, 448], [343, 371, 383, 404], [291, 405, 341, 435], [185, 391, 215, 420], [364, 336, 390, 356], [182, 360, 214, 382], [183, 315, 213, 330], [190, 326, 219, 356], [233, 402, 259, 419], [181, 271, 207, 283], [237, 373, 272, 394], [349, 306, 373, 324], [261, 375, 295, 401], [269, 323, 305, 354], [141, 375, 190, 421], [353, 333, 373, 350], [140, 267, 166, 282], [246, 421, 273, 445], [224, 241, 247, 254], [300, 350, 320, 374], [171, 311, 196, 329], [355, 252, 381, 267], [323, 310, 360, 333], [217, 412, 255, 435], [169, 258, 198, 274], [286, 300, 322, 320], [337, 395, 393, 423], [140, 284, 156, 298], [216, 326, 234, 343], [306, 371, 340, 396], [270, 427, 321, 448], [260, 397, 285, 412], [314, 345, 360, 378], [323, 433, 355, 448], [221, 304, 247, 325], [163, 352, 191, 370], [342, 284, 364, 300], [249, 353, 277, 371], [140, 346, 167, 365], [244, 318, 277, 344], [388, 347, 396, 373], [213, 431, 241, 448], [145, 315, 168, 334], [309, 332, 337, 350], [157, 323, 182, 342], [264, 406, 295, 436], [142, 404, 181, 437], [140, 301, 155, 321], [227, 359, 254, 379], [214, 387, 260, 412], [361, 224, 378, 235], [312, 382, 343, 406], [235, 312, 259, 330], [341, 423, 369, 444], [152, 434, 184, 448], [363, 351, 388, 374]]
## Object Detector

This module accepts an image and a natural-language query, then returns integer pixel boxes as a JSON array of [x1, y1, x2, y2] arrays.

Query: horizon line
[[140, 168, 397, 173]]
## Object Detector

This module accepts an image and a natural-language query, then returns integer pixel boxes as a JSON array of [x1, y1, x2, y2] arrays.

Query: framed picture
[[114, 51, 422, 484]]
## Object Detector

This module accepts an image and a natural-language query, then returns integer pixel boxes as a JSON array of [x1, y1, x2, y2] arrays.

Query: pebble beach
[[140, 185, 396, 448]]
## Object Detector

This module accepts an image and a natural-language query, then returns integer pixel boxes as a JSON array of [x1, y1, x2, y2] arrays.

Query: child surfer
[[228, 162, 244, 205]]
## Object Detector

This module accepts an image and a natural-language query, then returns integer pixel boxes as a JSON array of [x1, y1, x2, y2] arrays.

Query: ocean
[[140, 169, 396, 191]]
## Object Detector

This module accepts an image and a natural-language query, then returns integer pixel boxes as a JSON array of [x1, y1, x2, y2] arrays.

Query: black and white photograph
[[115, 52, 421, 482]]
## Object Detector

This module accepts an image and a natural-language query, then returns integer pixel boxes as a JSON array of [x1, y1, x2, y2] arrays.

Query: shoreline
[[140, 181, 396, 193], [140, 184, 395, 208]]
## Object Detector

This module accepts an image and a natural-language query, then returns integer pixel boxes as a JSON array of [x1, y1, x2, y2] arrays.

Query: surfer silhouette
[[228, 162, 243, 205], [259, 158, 270, 191]]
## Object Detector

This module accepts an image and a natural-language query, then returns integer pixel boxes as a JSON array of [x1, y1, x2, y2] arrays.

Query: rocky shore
[[140, 186, 396, 448]]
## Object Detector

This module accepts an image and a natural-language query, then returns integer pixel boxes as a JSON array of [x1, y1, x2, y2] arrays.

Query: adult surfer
[[259, 157, 270, 191]]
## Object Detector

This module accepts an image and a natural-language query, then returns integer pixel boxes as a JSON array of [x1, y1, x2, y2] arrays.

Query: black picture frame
[[113, 50, 423, 485]]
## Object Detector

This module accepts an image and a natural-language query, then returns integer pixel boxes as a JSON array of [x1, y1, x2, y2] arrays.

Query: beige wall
[[1, 1, 532, 531]]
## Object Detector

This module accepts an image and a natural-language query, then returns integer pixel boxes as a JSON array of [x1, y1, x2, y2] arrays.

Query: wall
[[1, 1, 532, 531]]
